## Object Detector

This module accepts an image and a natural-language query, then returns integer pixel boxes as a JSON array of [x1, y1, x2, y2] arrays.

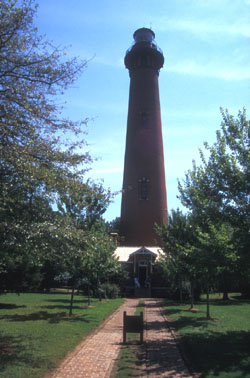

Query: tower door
[[139, 267, 147, 287], [138, 261, 148, 287]]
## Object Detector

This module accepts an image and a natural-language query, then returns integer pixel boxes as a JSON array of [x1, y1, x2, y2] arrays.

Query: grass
[[113, 301, 145, 377], [0, 292, 124, 378], [162, 293, 250, 378]]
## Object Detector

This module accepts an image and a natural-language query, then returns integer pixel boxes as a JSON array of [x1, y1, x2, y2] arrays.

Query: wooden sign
[[123, 311, 144, 343]]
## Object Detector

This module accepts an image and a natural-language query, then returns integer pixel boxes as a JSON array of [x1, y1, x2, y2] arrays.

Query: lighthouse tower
[[120, 28, 168, 246]]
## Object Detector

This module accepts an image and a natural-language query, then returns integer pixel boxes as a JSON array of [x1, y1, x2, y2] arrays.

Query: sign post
[[123, 311, 144, 343]]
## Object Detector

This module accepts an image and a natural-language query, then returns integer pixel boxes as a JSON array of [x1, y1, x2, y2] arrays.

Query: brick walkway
[[48, 299, 139, 378], [144, 299, 192, 377], [48, 298, 192, 378]]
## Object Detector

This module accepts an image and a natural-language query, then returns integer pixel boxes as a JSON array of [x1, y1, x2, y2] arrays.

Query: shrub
[[100, 283, 120, 299]]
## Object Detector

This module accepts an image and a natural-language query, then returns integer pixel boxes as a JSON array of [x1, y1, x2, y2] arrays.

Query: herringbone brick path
[[47, 298, 192, 377], [144, 299, 192, 377], [48, 299, 139, 378]]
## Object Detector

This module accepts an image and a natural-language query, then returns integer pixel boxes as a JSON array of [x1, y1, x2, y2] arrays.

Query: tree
[[81, 227, 121, 300], [53, 190, 116, 313], [178, 108, 250, 297], [158, 210, 237, 317], [157, 209, 203, 305], [0, 0, 113, 295]]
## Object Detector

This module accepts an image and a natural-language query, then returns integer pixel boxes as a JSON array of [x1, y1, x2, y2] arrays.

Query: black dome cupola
[[125, 28, 164, 71]]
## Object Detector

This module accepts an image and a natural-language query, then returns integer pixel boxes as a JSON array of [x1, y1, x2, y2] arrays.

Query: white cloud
[[93, 55, 124, 68], [155, 17, 250, 38], [165, 61, 250, 80]]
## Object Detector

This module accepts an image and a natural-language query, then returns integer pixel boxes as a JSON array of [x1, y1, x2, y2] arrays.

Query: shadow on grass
[[41, 304, 89, 311], [210, 299, 250, 307], [161, 305, 250, 376], [0, 334, 33, 372], [132, 330, 250, 377], [147, 301, 250, 377], [114, 342, 146, 377], [163, 297, 250, 308], [44, 298, 89, 304], [41, 298, 91, 311], [0, 311, 90, 323], [0, 303, 26, 310], [230, 294, 250, 301], [182, 330, 250, 376], [169, 315, 214, 331], [162, 306, 205, 318]]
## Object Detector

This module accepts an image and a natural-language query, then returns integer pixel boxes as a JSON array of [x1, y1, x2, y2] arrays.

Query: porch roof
[[114, 246, 163, 262]]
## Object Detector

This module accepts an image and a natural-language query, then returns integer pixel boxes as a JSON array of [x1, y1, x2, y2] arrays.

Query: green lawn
[[162, 294, 250, 378], [0, 292, 124, 378]]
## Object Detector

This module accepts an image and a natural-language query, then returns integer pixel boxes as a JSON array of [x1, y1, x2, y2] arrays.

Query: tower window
[[141, 112, 147, 127], [147, 55, 152, 66], [139, 177, 149, 200]]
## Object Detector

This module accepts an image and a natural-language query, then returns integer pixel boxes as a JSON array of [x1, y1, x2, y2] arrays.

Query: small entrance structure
[[123, 311, 144, 343], [115, 246, 163, 296]]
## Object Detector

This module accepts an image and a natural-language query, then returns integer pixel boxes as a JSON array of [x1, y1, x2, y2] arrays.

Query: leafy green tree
[[158, 210, 237, 316], [82, 228, 121, 300], [178, 108, 250, 297], [57, 180, 112, 230], [157, 209, 200, 305], [0, 0, 114, 296], [51, 224, 121, 314], [53, 192, 115, 313], [191, 225, 225, 317]]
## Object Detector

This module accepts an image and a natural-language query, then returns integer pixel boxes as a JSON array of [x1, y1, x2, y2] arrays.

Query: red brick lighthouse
[[120, 28, 168, 247]]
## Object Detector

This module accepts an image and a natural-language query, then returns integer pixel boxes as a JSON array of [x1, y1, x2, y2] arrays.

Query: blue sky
[[36, 0, 250, 221]]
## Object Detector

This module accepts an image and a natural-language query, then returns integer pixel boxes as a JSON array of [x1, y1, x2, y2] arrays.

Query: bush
[[100, 283, 120, 299], [167, 286, 190, 301]]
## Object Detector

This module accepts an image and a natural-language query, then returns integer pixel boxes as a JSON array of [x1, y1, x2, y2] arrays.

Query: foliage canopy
[[0, 0, 118, 292], [158, 108, 250, 300]]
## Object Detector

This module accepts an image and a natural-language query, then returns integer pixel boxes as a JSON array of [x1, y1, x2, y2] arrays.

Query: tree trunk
[[206, 284, 210, 318], [223, 290, 229, 300], [88, 285, 90, 306], [179, 279, 183, 303], [190, 281, 194, 309], [69, 286, 75, 316], [98, 279, 102, 302], [222, 273, 229, 300]]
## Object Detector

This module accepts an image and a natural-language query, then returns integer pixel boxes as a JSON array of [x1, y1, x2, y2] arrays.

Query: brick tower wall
[[120, 38, 168, 246]]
